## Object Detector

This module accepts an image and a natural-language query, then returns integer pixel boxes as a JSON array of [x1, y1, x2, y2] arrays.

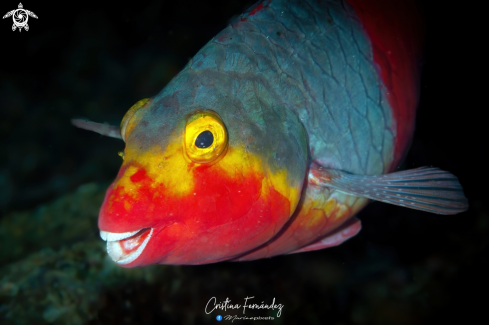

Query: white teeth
[[106, 228, 153, 265], [100, 229, 140, 241]]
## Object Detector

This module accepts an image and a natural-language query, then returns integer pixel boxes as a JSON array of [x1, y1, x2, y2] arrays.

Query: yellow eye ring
[[120, 98, 152, 141], [184, 110, 228, 164]]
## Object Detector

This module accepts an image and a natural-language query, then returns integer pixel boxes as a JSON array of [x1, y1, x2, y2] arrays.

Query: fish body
[[74, 0, 467, 267]]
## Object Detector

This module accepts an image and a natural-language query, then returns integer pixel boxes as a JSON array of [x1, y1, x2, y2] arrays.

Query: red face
[[98, 108, 304, 266]]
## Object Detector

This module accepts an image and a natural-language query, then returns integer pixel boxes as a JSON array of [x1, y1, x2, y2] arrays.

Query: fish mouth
[[100, 228, 153, 265]]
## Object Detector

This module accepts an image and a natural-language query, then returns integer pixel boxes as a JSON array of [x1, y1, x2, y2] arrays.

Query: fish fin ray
[[310, 164, 468, 215], [71, 119, 122, 140]]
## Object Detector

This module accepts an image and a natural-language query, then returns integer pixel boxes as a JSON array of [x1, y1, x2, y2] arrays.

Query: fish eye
[[195, 130, 214, 148], [120, 98, 152, 142], [184, 110, 228, 164]]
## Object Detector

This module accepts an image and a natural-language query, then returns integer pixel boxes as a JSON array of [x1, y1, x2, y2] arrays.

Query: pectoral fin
[[71, 119, 122, 140], [310, 163, 468, 215]]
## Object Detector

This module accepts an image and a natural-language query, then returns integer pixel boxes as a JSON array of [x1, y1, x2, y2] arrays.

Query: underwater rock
[[0, 183, 166, 324], [0, 240, 166, 324], [0, 183, 104, 265]]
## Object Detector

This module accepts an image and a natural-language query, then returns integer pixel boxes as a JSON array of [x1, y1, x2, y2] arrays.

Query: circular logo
[[13, 9, 28, 28], [216, 315, 222, 321]]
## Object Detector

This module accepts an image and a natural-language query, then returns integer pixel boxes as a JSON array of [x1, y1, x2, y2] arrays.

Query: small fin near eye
[[71, 119, 122, 140], [310, 164, 468, 215], [288, 218, 361, 254]]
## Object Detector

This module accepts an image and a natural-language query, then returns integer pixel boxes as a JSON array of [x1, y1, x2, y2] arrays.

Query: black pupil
[[195, 130, 214, 148]]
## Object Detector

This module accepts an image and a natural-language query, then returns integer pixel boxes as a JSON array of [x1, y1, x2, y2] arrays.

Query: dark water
[[0, 0, 486, 324]]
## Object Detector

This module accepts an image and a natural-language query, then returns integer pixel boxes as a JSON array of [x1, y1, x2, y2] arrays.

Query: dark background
[[0, 0, 486, 324]]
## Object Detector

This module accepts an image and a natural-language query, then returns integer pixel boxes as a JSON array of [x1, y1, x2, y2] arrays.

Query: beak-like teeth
[[100, 229, 141, 241], [107, 228, 154, 265]]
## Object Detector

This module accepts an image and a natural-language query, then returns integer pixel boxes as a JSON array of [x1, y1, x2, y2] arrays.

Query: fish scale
[[72, 0, 467, 267], [199, 0, 395, 175]]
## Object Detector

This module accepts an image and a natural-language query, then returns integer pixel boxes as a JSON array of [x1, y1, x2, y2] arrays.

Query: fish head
[[99, 74, 308, 267]]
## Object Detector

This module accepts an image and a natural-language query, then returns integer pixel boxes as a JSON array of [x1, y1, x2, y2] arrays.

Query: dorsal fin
[[71, 119, 122, 140]]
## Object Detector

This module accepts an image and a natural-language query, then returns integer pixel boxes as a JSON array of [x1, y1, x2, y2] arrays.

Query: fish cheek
[[157, 192, 291, 264], [172, 167, 293, 263], [118, 168, 263, 265], [145, 162, 292, 264]]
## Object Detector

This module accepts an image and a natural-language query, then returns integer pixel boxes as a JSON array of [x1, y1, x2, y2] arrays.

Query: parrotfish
[[73, 0, 468, 267]]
